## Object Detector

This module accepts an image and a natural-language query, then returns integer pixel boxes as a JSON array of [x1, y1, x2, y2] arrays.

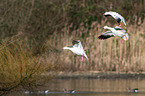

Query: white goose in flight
[[63, 40, 88, 61], [98, 26, 129, 42], [104, 11, 126, 26]]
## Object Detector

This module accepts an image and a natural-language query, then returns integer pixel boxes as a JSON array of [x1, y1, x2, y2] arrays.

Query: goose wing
[[104, 11, 121, 23], [114, 26, 126, 32], [72, 40, 79, 47], [72, 40, 78, 45], [77, 40, 83, 49], [72, 40, 83, 49], [104, 11, 126, 25], [98, 31, 116, 40]]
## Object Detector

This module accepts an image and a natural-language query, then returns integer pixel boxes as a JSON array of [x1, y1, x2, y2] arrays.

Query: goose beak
[[119, 22, 122, 26]]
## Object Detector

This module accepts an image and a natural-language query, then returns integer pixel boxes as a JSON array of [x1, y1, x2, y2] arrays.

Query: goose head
[[104, 26, 109, 29]]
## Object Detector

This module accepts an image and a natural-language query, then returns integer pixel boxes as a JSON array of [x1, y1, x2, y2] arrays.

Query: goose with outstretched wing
[[98, 26, 129, 42], [63, 40, 88, 61], [104, 11, 126, 26]]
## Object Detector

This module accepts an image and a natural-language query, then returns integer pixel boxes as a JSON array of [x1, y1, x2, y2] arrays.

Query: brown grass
[[0, 35, 54, 95], [45, 18, 145, 73]]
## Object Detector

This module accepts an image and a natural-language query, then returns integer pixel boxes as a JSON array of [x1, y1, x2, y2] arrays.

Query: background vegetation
[[0, 0, 145, 95]]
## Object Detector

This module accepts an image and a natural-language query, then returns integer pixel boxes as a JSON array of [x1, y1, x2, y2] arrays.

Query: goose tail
[[83, 53, 89, 60]]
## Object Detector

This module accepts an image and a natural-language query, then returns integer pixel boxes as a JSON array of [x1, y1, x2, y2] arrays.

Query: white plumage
[[63, 40, 88, 60], [104, 11, 126, 26], [98, 26, 129, 41]]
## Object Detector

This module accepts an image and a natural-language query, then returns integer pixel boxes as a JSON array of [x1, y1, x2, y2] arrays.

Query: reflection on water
[[8, 78, 145, 96]]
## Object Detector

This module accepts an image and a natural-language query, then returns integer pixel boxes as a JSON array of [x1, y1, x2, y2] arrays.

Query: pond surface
[[8, 78, 145, 96]]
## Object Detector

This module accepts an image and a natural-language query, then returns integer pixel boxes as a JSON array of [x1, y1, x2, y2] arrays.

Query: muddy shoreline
[[56, 71, 145, 79]]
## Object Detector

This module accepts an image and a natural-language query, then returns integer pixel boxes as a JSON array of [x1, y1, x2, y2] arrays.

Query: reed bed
[[45, 18, 145, 73], [0, 36, 54, 95], [0, 0, 145, 73]]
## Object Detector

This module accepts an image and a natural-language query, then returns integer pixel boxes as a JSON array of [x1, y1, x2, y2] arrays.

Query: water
[[8, 78, 145, 96]]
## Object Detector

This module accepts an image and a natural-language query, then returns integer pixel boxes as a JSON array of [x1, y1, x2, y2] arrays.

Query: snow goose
[[128, 88, 138, 93], [38, 90, 49, 94], [98, 26, 129, 42], [63, 40, 88, 61], [63, 88, 75, 93], [104, 11, 126, 26]]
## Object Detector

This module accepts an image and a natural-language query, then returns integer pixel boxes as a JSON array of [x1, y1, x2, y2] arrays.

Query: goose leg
[[82, 55, 83, 61], [122, 40, 124, 43]]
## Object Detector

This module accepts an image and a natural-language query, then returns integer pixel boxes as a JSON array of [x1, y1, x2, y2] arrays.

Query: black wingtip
[[98, 35, 113, 40], [98, 36, 103, 39], [72, 40, 78, 45], [104, 14, 111, 17], [98, 35, 106, 40]]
